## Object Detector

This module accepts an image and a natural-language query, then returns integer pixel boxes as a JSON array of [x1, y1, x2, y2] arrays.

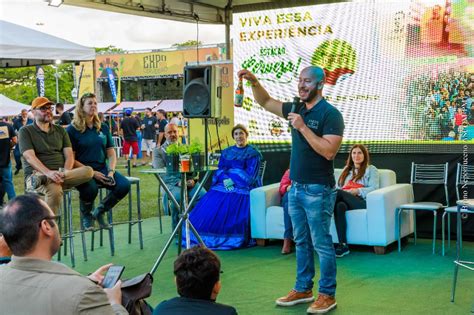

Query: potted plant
[[189, 139, 204, 170], [178, 144, 191, 172], [165, 142, 181, 172]]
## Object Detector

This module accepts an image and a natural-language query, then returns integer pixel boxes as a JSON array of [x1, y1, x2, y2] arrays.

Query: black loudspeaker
[[183, 65, 222, 118]]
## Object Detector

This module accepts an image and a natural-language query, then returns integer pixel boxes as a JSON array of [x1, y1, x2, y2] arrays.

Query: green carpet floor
[[60, 217, 473, 315]]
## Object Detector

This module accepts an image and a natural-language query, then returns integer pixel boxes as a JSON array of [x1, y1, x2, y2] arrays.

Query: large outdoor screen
[[232, 0, 474, 151]]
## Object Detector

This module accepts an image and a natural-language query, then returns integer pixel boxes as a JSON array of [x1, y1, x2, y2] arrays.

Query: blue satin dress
[[183, 144, 262, 250]]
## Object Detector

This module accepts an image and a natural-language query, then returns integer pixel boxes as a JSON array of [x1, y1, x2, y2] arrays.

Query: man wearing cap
[[18, 97, 94, 214]]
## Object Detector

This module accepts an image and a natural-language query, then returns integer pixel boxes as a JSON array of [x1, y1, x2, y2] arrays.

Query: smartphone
[[102, 265, 125, 289]]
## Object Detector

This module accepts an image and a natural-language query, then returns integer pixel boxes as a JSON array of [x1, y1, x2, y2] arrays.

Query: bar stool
[[125, 176, 144, 249], [78, 188, 115, 260], [57, 189, 76, 267]]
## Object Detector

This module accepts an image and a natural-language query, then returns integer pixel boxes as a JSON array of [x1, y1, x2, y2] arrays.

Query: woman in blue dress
[[184, 124, 263, 250]]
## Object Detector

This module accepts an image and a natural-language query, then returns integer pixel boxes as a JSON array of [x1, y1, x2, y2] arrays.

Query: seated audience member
[[152, 123, 206, 231], [184, 124, 262, 250], [334, 144, 379, 257], [67, 93, 131, 230], [153, 246, 237, 315], [18, 97, 94, 214], [0, 194, 127, 314], [279, 168, 293, 254]]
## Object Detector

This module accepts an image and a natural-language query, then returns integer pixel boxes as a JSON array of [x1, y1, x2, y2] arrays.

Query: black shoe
[[92, 207, 110, 229], [14, 169, 20, 175], [82, 213, 95, 231], [335, 244, 350, 258]]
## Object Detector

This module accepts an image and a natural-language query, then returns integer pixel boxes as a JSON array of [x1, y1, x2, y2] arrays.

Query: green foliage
[[0, 63, 75, 105], [166, 142, 189, 155], [188, 138, 203, 154], [172, 40, 202, 47], [95, 45, 126, 54]]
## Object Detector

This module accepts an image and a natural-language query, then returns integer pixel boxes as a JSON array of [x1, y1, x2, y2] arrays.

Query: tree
[[0, 63, 75, 105], [172, 40, 203, 47], [95, 45, 126, 54]]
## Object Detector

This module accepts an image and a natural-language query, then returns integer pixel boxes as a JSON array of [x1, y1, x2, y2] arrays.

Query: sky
[[0, 0, 226, 50]]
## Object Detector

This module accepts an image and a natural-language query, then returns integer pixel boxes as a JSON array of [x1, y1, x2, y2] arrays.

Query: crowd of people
[[407, 70, 473, 140], [0, 64, 399, 315]]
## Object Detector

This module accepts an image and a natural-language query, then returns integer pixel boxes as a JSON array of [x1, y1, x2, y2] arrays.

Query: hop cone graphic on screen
[[311, 39, 357, 85]]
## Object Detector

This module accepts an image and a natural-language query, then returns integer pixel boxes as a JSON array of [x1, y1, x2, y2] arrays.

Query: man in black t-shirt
[[0, 120, 17, 204], [153, 247, 237, 315], [120, 109, 140, 167], [55, 103, 72, 127], [238, 66, 344, 314], [140, 107, 157, 166], [12, 109, 33, 175], [155, 109, 168, 148]]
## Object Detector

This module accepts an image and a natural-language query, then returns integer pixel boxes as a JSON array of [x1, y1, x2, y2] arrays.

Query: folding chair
[[442, 164, 474, 255], [396, 162, 449, 254]]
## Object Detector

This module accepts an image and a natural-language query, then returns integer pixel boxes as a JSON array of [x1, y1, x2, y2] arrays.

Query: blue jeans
[[282, 192, 293, 239], [164, 184, 207, 231], [288, 182, 337, 296], [0, 162, 16, 200]]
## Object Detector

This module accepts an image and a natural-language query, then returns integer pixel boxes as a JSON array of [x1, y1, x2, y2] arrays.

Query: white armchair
[[250, 169, 415, 254]]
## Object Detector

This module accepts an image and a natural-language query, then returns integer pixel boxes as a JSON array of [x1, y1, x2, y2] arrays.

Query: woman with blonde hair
[[334, 144, 379, 257], [67, 93, 130, 230]]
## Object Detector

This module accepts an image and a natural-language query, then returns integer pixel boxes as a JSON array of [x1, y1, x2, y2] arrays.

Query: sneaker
[[335, 244, 350, 258], [276, 289, 314, 306], [307, 293, 337, 314], [14, 169, 20, 175], [29, 173, 47, 190], [92, 207, 110, 229]]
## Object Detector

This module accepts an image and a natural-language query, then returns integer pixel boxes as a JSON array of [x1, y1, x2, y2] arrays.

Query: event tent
[[0, 20, 95, 68], [0, 94, 30, 116]]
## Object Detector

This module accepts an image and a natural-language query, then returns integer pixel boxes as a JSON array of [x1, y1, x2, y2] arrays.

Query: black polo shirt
[[67, 123, 113, 171], [282, 98, 344, 186]]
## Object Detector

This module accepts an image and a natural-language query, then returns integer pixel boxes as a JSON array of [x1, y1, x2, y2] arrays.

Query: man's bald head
[[301, 66, 325, 89], [165, 123, 179, 143]]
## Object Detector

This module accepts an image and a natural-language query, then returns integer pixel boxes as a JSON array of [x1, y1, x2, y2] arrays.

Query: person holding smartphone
[[67, 93, 131, 230], [0, 194, 127, 314]]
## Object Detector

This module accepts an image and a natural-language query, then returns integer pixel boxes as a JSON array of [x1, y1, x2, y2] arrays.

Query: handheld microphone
[[289, 96, 301, 129]]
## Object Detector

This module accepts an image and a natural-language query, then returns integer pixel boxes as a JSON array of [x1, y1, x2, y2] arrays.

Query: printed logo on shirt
[[306, 119, 319, 129], [0, 126, 9, 140]]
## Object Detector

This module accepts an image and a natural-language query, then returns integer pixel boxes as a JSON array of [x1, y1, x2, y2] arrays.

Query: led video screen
[[232, 0, 474, 149]]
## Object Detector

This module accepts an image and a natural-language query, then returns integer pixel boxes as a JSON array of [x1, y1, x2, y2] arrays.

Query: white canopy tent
[[0, 94, 30, 117], [0, 20, 95, 68]]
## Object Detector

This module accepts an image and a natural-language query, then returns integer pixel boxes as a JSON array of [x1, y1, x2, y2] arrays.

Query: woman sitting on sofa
[[334, 144, 379, 258]]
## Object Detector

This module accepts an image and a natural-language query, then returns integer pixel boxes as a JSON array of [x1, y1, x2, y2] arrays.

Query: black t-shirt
[[0, 122, 15, 167], [157, 119, 168, 145], [120, 117, 140, 142], [282, 98, 344, 186], [153, 297, 237, 315], [57, 111, 72, 126], [142, 116, 157, 140]]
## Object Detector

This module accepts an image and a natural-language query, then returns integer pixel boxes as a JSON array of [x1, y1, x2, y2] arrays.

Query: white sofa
[[250, 169, 415, 254]]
